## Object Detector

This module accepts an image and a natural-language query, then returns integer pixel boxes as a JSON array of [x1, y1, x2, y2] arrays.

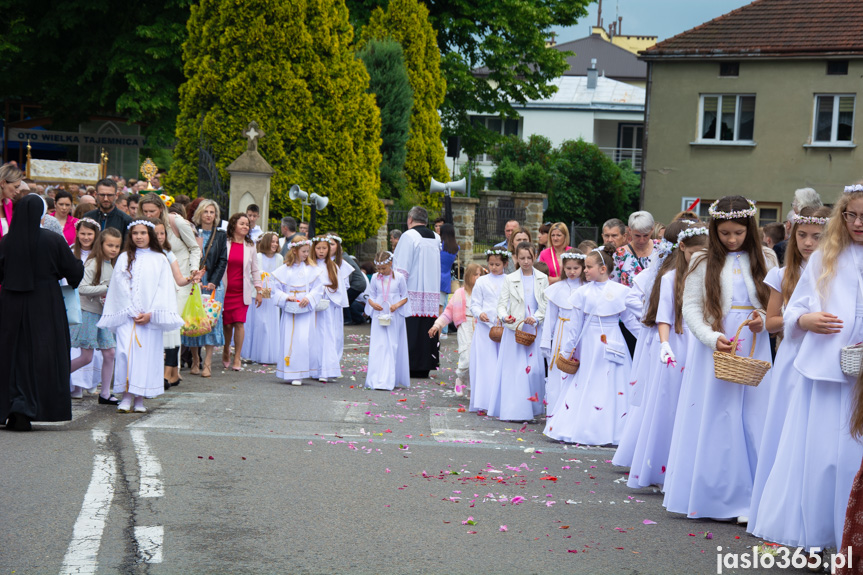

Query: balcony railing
[[599, 147, 643, 172]]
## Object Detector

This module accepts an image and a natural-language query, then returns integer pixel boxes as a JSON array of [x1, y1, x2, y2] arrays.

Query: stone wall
[[352, 199, 391, 264], [450, 196, 479, 255], [478, 190, 547, 241]]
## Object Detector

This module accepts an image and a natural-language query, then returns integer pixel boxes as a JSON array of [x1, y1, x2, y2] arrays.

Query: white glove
[[659, 341, 676, 365]]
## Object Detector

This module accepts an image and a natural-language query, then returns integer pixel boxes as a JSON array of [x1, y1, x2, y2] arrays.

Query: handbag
[[598, 316, 627, 365], [62, 285, 82, 325], [841, 266, 863, 376]]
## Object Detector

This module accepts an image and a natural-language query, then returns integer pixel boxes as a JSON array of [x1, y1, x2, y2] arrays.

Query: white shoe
[[737, 516, 749, 524], [117, 401, 132, 413], [319, 378, 327, 383], [133, 405, 148, 414], [440, 333, 448, 340], [291, 380, 303, 386], [454, 378, 464, 396], [71, 387, 83, 399]]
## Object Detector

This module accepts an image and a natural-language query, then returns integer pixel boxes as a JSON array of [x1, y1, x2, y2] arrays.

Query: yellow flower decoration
[[159, 194, 174, 207], [261, 272, 270, 280]]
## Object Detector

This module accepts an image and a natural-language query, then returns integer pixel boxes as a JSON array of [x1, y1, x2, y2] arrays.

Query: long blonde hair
[[284, 236, 315, 266], [818, 189, 863, 298]]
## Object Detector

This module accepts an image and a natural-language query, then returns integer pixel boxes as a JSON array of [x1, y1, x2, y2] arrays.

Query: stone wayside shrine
[[227, 121, 274, 231]]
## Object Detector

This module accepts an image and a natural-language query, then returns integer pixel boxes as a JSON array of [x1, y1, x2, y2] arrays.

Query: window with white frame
[[698, 94, 755, 143], [812, 94, 855, 144]]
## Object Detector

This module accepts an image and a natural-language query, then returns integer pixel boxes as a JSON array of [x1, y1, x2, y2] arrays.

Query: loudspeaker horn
[[430, 177, 467, 196], [289, 184, 308, 202], [309, 193, 329, 211]]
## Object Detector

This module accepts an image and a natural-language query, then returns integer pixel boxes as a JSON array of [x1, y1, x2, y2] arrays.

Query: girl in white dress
[[70, 219, 101, 398], [70, 227, 123, 405], [615, 223, 709, 487], [468, 250, 508, 413], [544, 245, 640, 446], [747, 206, 831, 532], [311, 236, 342, 382], [272, 236, 324, 386], [488, 242, 548, 422], [327, 233, 354, 364], [540, 250, 586, 414], [241, 233, 283, 365], [663, 195, 774, 521], [364, 251, 410, 390], [429, 263, 483, 396], [97, 219, 184, 413], [749, 189, 863, 550]]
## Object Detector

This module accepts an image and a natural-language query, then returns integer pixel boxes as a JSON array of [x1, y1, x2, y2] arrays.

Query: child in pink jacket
[[429, 263, 483, 396]]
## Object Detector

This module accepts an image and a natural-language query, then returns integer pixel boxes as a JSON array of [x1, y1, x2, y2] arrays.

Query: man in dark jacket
[[85, 179, 133, 240], [342, 253, 369, 325]]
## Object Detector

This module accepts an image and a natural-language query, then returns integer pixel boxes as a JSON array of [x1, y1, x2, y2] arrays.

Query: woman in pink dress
[[52, 190, 79, 245], [537, 222, 570, 284], [222, 213, 263, 371], [0, 164, 23, 239]]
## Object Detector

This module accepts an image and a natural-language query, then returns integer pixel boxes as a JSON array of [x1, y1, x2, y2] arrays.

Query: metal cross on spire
[[243, 121, 264, 152]]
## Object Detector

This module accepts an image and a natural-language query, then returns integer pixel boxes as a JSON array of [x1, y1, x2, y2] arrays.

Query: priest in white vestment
[[392, 206, 441, 378]]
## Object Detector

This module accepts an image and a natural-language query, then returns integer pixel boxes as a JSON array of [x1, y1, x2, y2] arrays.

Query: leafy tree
[[360, 0, 449, 207], [489, 134, 555, 195], [357, 39, 413, 201], [546, 139, 633, 226], [347, 0, 591, 157], [169, 0, 385, 245], [0, 0, 192, 146]]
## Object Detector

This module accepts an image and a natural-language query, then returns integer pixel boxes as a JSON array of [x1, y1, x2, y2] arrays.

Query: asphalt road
[[1, 325, 824, 574]]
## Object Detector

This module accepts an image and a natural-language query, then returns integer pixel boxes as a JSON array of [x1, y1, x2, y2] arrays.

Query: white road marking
[[130, 429, 163, 498], [429, 407, 499, 443], [59, 430, 116, 575], [338, 401, 372, 423], [134, 526, 164, 564]]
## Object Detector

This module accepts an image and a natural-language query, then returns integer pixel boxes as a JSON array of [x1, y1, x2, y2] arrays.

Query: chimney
[[587, 58, 598, 89], [618, 16, 623, 35]]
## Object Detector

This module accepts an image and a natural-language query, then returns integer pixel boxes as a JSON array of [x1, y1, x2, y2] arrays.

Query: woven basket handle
[[729, 318, 757, 359], [515, 319, 536, 335]]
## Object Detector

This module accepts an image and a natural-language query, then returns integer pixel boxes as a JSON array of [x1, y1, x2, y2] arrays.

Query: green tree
[[169, 0, 385, 245], [357, 39, 413, 201], [0, 0, 192, 146], [489, 134, 555, 195], [546, 139, 633, 226], [360, 0, 449, 207], [347, 0, 591, 157]]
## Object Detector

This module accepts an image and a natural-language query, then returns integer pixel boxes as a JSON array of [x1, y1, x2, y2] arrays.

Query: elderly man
[[601, 218, 628, 249], [493, 219, 520, 249], [393, 206, 441, 378], [84, 178, 132, 241]]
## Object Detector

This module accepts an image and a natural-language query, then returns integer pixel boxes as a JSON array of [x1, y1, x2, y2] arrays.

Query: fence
[[474, 205, 526, 253]]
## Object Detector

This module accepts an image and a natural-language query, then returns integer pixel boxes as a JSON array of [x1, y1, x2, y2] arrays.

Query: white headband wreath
[[676, 226, 709, 246], [374, 253, 394, 266], [791, 213, 830, 226], [327, 234, 343, 244], [288, 239, 313, 249], [844, 184, 863, 194], [76, 217, 99, 229], [708, 198, 757, 220], [485, 249, 510, 258], [311, 236, 330, 243], [561, 252, 586, 260], [127, 219, 156, 230], [657, 239, 675, 257]]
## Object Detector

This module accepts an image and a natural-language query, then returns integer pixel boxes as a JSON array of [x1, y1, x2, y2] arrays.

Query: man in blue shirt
[[493, 219, 520, 249]]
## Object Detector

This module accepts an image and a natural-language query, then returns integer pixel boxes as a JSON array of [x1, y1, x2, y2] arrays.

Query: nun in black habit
[[0, 194, 84, 430]]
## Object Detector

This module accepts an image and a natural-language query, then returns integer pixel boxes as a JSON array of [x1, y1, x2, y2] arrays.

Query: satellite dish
[[309, 193, 329, 211], [430, 177, 467, 196], [289, 184, 308, 202]]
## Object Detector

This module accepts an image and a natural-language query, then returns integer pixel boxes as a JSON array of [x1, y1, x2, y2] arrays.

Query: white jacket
[[496, 268, 549, 330], [682, 251, 772, 350]]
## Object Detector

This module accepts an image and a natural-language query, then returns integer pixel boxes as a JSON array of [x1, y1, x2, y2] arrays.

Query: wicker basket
[[555, 351, 580, 375], [841, 342, 863, 376], [514, 320, 537, 347], [712, 319, 771, 386], [489, 320, 504, 343]]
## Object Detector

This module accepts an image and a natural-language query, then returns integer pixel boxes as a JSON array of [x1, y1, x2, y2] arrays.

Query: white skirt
[[615, 327, 689, 488], [241, 295, 282, 364], [468, 322, 500, 412], [545, 316, 573, 417], [70, 348, 103, 391], [365, 313, 410, 390], [311, 303, 342, 380], [275, 311, 316, 381], [113, 321, 165, 398], [544, 316, 632, 446], [662, 308, 772, 519], [487, 327, 545, 422], [455, 319, 474, 380], [749, 316, 863, 550], [612, 324, 659, 466]]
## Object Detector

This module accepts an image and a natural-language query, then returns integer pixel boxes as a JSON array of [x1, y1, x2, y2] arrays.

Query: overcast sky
[[551, 0, 754, 44]]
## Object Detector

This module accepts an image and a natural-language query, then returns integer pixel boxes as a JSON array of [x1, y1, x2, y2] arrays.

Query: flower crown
[[288, 239, 312, 249], [485, 249, 510, 259], [656, 238, 675, 257], [327, 234, 343, 244], [76, 217, 99, 229], [791, 213, 830, 226], [676, 226, 709, 246], [708, 198, 757, 220], [127, 219, 156, 230], [374, 252, 394, 266], [561, 251, 586, 260], [844, 185, 863, 194], [159, 194, 174, 207], [311, 236, 330, 243]]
